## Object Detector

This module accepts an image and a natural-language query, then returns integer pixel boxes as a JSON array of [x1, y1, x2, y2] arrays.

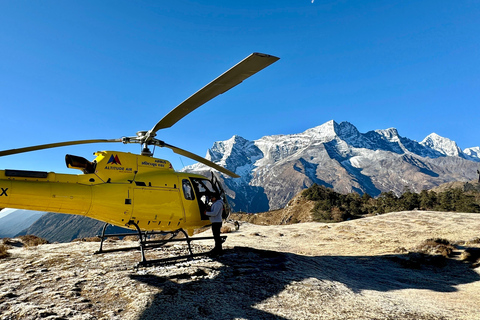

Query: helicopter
[[0, 52, 280, 265]]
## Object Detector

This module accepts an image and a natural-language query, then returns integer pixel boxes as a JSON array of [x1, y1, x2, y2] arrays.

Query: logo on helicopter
[[107, 155, 122, 165], [104, 154, 133, 172]]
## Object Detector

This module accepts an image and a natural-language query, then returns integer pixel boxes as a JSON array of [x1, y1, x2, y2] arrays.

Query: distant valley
[[0, 209, 46, 238]]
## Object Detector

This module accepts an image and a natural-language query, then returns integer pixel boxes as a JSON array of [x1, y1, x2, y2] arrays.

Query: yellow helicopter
[[0, 52, 279, 265]]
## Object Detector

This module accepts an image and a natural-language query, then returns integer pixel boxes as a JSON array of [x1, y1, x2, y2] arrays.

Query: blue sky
[[0, 1, 479, 173]]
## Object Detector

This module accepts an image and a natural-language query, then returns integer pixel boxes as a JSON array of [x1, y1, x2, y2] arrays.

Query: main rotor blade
[[161, 142, 240, 178], [0, 139, 122, 157], [150, 52, 280, 133]]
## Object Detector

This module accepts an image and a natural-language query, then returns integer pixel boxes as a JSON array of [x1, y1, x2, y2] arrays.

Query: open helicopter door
[[189, 177, 217, 220], [210, 171, 232, 220]]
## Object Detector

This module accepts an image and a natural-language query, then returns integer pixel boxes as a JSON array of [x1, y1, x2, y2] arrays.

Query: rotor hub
[[141, 147, 153, 157], [136, 131, 148, 138]]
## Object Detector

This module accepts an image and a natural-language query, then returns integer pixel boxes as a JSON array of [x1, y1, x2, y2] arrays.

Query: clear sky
[[0, 1, 479, 173]]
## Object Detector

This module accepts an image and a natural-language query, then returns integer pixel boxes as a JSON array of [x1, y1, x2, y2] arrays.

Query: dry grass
[[0, 244, 9, 259], [416, 238, 455, 258], [18, 235, 49, 247], [123, 235, 140, 241], [391, 251, 448, 269], [1, 237, 13, 245], [220, 225, 234, 233], [466, 237, 480, 244], [72, 236, 102, 242], [461, 248, 480, 266]]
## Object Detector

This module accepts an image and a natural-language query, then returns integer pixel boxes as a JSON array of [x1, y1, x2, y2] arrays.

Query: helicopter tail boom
[[0, 170, 92, 215]]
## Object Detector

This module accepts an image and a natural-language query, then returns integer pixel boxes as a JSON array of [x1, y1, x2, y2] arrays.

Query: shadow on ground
[[131, 246, 480, 320]]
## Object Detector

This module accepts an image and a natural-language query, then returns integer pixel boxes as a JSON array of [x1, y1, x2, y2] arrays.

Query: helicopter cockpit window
[[182, 179, 195, 200]]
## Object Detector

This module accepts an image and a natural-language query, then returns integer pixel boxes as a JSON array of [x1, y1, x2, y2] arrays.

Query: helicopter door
[[190, 177, 217, 220], [180, 179, 200, 223], [210, 172, 231, 219], [131, 187, 185, 230]]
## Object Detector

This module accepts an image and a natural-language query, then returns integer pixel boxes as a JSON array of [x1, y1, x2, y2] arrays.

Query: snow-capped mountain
[[464, 146, 480, 161], [184, 120, 480, 212], [420, 133, 464, 157]]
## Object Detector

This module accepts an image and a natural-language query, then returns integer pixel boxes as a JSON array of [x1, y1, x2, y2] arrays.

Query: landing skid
[[94, 220, 226, 267]]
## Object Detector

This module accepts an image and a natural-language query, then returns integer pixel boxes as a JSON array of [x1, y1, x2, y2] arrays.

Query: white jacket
[[205, 199, 224, 223]]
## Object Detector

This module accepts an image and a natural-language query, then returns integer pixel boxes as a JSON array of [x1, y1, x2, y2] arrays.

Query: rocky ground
[[1, 210, 480, 320]]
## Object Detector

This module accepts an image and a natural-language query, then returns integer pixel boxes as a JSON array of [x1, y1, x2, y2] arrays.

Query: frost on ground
[[1, 210, 480, 320]]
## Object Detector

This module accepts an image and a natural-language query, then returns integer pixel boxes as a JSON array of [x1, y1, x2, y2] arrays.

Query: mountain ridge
[[184, 120, 479, 212], [17, 212, 131, 243], [0, 209, 46, 238]]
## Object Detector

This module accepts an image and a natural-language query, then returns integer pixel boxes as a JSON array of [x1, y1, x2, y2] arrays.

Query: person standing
[[204, 193, 224, 256]]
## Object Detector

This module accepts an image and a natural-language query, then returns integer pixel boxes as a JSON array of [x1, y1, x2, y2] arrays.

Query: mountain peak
[[375, 128, 400, 141], [421, 133, 462, 157], [336, 121, 364, 145], [206, 135, 250, 162], [304, 120, 339, 141], [303, 120, 362, 145], [464, 146, 480, 160]]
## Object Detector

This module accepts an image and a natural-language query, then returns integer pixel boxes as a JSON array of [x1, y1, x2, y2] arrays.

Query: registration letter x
[[0, 188, 8, 196]]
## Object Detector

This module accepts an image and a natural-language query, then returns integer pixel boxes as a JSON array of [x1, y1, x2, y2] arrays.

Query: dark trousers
[[211, 222, 223, 252]]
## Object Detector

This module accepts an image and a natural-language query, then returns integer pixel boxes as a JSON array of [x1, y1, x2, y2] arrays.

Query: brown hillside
[[431, 180, 480, 193], [230, 191, 316, 225]]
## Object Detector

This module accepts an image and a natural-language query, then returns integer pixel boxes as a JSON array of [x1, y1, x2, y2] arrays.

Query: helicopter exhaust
[[65, 154, 96, 174]]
